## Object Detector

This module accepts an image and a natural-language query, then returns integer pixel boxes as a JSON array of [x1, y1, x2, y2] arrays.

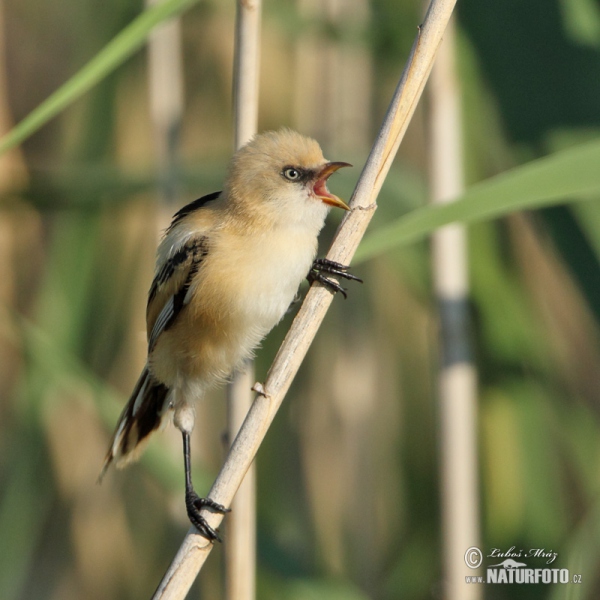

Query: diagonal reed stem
[[151, 0, 458, 597]]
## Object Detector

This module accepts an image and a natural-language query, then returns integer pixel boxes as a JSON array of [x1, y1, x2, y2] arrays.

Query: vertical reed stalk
[[226, 1, 261, 599], [225, 362, 256, 600], [146, 0, 184, 208], [429, 19, 481, 598], [232, 0, 261, 150]]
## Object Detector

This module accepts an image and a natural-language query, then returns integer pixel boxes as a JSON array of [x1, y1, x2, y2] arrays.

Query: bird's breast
[[203, 226, 317, 329]]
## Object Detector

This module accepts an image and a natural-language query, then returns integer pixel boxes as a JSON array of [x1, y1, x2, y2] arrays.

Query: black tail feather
[[99, 368, 170, 480]]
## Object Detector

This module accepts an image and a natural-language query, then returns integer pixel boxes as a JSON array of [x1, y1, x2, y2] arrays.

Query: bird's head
[[225, 129, 351, 228]]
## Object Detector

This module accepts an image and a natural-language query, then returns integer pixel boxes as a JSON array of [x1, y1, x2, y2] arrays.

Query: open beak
[[313, 161, 352, 210]]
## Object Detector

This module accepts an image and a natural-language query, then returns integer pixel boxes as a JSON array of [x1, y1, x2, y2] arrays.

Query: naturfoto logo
[[463, 546, 583, 586]]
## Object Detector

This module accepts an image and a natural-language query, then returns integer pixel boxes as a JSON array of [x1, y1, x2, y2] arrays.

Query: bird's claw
[[308, 258, 362, 298], [185, 490, 230, 543], [313, 258, 363, 283]]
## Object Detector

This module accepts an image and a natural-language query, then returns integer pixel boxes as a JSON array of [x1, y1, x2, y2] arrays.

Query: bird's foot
[[185, 490, 230, 543], [308, 258, 363, 299]]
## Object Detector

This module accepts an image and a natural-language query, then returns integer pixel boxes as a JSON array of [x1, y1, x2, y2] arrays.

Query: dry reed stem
[[232, 0, 261, 150], [146, 0, 184, 207], [225, 1, 262, 599], [225, 362, 256, 600], [151, 0, 457, 597], [429, 21, 481, 598]]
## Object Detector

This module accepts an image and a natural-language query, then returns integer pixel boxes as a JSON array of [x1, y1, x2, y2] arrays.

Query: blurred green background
[[1, 0, 600, 598]]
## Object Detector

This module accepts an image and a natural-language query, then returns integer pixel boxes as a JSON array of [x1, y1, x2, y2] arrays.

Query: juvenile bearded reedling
[[100, 129, 361, 541]]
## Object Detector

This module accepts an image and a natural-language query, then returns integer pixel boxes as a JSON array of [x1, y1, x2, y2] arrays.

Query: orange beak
[[313, 161, 352, 210]]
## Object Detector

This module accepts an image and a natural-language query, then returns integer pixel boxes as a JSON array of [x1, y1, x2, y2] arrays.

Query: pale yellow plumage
[[101, 129, 355, 540]]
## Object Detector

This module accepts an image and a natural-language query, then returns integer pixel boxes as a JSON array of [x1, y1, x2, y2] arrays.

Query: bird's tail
[[99, 367, 171, 481]]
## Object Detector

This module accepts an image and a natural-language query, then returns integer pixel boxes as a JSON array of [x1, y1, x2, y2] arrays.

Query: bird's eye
[[283, 167, 301, 181]]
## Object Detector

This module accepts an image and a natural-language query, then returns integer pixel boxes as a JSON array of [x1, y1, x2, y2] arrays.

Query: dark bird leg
[[182, 431, 230, 542], [308, 258, 363, 299]]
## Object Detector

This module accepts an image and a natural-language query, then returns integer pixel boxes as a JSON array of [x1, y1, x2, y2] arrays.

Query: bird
[[100, 129, 361, 541]]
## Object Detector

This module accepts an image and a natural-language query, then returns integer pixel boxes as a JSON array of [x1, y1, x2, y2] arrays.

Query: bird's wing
[[146, 235, 209, 351], [146, 192, 221, 351], [167, 191, 221, 231]]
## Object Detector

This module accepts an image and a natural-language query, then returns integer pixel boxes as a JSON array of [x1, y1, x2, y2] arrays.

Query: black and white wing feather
[[147, 235, 209, 351]]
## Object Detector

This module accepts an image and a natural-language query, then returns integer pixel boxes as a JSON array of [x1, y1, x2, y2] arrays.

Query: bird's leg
[[182, 431, 230, 542], [308, 258, 363, 299]]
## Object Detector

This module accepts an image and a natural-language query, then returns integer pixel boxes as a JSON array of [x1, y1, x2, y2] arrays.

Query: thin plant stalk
[[151, 0, 458, 597], [146, 0, 184, 207], [429, 20, 481, 597], [232, 0, 261, 150], [225, 361, 256, 600], [225, 1, 262, 599]]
